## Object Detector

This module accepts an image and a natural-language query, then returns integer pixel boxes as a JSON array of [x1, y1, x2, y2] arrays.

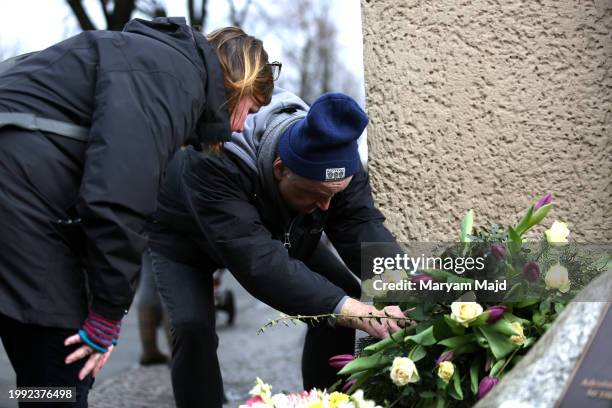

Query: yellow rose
[[510, 321, 526, 346], [437, 361, 455, 382], [450, 302, 484, 326], [545, 221, 570, 244], [544, 263, 571, 293], [328, 392, 349, 407], [390, 357, 419, 386]]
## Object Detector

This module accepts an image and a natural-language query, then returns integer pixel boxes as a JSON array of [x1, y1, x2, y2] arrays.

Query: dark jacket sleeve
[[325, 168, 403, 278], [180, 153, 347, 316], [76, 69, 190, 320]]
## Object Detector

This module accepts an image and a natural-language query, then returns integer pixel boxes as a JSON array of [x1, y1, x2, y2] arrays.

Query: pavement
[[0, 273, 305, 408]]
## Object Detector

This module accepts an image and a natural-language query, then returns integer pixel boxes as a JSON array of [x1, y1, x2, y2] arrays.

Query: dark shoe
[[140, 351, 169, 366]]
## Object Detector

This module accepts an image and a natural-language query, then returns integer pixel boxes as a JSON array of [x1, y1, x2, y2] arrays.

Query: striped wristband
[[79, 311, 122, 353]]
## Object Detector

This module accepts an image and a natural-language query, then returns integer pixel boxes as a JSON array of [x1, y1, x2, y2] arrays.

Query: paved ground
[[0, 274, 304, 407]]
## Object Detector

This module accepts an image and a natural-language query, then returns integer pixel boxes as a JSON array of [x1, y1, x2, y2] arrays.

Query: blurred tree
[[188, 0, 208, 30], [251, 0, 360, 105], [228, 0, 252, 28], [66, 0, 167, 31]]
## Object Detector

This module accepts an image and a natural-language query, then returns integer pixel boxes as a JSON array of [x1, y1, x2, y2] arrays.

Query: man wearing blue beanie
[[146, 89, 406, 407]]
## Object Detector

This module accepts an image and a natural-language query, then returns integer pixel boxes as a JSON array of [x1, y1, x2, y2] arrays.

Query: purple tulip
[[478, 376, 500, 400], [490, 244, 506, 260], [435, 351, 454, 365], [328, 354, 354, 369], [522, 261, 540, 282], [486, 305, 507, 323], [341, 380, 357, 393], [534, 193, 552, 210], [412, 274, 433, 284]]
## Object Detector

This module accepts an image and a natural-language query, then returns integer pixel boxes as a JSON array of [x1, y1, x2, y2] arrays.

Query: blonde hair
[[207, 27, 274, 116]]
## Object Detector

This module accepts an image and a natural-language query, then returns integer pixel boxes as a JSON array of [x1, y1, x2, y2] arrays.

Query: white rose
[[450, 302, 484, 326], [437, 361, 455, 382], [390, 357, 419, 386], [544, 263, 571, 293], [545, 221, 570, 244]]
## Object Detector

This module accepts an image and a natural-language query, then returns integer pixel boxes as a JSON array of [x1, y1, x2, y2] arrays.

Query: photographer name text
[[372, 279, 507, 293]]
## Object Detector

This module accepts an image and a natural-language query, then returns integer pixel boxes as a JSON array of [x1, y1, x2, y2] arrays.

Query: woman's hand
[[64, 334, 114, 380], [336, 298, 408, 339]]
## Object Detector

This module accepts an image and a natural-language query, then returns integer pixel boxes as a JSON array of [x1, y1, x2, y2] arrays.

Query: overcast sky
[[0, 0, 364, 72], [0, 0, 368, 158]]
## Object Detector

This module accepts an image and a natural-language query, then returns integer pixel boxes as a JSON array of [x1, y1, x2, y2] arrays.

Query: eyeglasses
[[267, 61, 282, 81]]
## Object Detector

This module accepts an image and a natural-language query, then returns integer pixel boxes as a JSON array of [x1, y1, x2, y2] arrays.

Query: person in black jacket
[[0, 18, 274, 406], [147, 89, 407, 408]]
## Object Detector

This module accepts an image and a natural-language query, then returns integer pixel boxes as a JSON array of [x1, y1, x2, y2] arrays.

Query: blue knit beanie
[[278, 93, 368, 181]]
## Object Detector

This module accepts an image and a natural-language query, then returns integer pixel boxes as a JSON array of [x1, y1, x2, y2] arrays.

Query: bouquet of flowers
[[335, 194, 608, 407], [239, 377, 381, 408]]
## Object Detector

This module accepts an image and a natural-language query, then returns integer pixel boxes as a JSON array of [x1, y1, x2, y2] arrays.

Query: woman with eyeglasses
[[0, 17, 273, 406]]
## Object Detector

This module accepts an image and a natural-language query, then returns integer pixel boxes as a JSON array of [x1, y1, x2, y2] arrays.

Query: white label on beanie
[[325, 168, 346, 180]]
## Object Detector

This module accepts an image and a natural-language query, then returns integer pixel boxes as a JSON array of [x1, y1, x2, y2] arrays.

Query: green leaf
[[419, 391, 437, 398], [507, 226, 522, 245], [346, 369, 375, 394], [469, 359, 480, 395], [514, 205, 534, 236], [406, 326, 437, 346], [539, 300, 551, 314], [443, 315, 466, 335], [489, 317, 520, 336], [460, 209, 474, 243], [489, 358, 506, 377], [407, 304, 430, 321], [524, 337, 537, 348], [433, 318, 455, 341], [554, 302, 566, 315], [453, 343, 479, 356], [363, 326, 411, 354], [478, 326, 518, 359], [504, 282, 524, 302], [470, 311, 491, 327], [449, 370, 464, 400], [532, 311, 544, 326], [409, 344, 427, 362], [438, 334, 476, 348], [338, 351, 391, 375], [527, 203, 553, 230], [514, 299, 539, 308]]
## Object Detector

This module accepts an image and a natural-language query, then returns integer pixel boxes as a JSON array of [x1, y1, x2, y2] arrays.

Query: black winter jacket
[[0, 17, 230, 328], [148, 147, 400, 317]]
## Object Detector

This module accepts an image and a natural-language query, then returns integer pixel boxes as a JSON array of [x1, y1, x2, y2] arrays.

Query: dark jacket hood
[[124, 17, 231, 144], [123, 17, 201, 71]]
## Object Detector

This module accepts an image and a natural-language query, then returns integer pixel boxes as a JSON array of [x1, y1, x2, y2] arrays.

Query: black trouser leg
[[301, 241, 361, 390], [0, 313, 94, 408], [149, 250, 223, 408]]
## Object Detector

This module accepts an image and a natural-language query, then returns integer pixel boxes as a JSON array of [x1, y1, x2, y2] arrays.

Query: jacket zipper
[[284, 216, 298, 249]]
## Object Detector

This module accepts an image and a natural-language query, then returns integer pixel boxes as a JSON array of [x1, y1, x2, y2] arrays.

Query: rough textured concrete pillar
[[361, 0, 611, 242]]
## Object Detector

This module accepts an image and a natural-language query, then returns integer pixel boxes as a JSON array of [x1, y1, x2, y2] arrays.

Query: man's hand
[[336, 298, 407, 339], [64, 334, 114, 380]]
